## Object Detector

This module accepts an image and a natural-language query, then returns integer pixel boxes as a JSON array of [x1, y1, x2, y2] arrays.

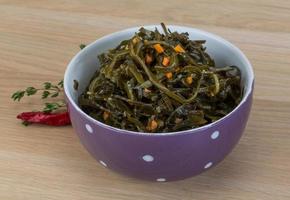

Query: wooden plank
[[1, 1, 290, 199]]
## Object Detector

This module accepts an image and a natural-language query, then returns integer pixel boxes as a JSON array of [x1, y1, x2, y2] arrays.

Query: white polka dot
[[99, 160, 107, 167], [142, 154, 154, 162], [85, 124, 93, 134], [211, 130, 219, 139], [156, 178, 166, 182], [204, 162, 213, 169]]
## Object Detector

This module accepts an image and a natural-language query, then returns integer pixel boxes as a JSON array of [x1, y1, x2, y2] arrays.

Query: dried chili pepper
[[17, 111, 71, 126]]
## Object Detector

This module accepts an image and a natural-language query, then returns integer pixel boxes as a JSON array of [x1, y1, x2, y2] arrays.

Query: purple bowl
[[64, 25, 254, 182]]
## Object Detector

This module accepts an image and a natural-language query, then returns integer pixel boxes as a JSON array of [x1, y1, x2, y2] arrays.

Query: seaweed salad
[[78, 23, 242, 133]]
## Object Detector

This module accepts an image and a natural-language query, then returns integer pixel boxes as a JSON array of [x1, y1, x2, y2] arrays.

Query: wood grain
[[1, 1, 290, 199]]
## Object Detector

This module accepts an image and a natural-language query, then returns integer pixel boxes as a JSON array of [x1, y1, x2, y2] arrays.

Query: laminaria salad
[[78, 23, 242, 133]]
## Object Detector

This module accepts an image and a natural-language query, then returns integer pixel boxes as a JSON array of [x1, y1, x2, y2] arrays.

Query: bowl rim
[[64, 24, 254, 137]]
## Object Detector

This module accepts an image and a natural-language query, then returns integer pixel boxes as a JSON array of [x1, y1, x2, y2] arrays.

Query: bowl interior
[[64, 25, 254, 133]]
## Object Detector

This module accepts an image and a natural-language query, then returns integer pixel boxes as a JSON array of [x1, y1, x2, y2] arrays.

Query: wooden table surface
[[1, 0, 290, 199]]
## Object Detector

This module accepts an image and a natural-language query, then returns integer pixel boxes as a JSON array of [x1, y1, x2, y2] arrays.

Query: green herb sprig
[[79, 44, 86, 50], [11, 80, 66, 113]]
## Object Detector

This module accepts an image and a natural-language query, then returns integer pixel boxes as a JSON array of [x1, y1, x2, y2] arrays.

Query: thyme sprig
[[11, 80, 66, 113]]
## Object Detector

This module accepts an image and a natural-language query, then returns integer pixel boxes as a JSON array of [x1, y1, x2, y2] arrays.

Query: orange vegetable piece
[[174, 44, 185, 53], [186, 75, 193, 85], [153, 44, 164, 54], [165, 72, 173, 79], [145, 54, 153, 65], [103, 111, 110, 120], [147, 119, 158, 131], [162, 56, 170, 66]]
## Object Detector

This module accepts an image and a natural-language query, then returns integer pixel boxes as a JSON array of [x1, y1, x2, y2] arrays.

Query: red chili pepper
[[17, 111, 71, 126]]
